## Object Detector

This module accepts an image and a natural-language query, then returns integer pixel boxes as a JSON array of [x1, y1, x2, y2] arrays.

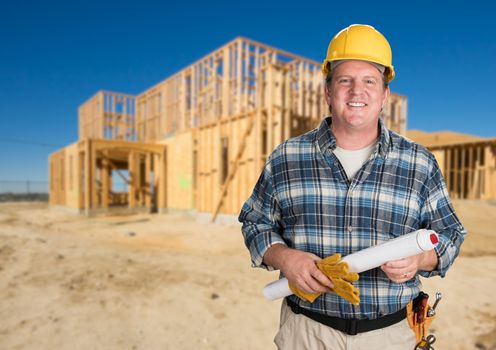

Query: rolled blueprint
[[263, 229, 439, 301]]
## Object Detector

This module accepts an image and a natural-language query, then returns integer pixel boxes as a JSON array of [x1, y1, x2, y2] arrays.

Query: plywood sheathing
[[160, 131, 195, 210], [49, 142, 80, 209]]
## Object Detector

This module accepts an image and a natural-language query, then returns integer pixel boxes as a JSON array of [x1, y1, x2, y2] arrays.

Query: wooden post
[[84, 140, 92, 215], [145, 152, 152, 209], [453, 147, 459, 199], [157, 148, 167, 211], [470, 146, 480, 199], [476, 146, 483, 198], [254, 60, 263, 174], [467, 146, 474, 199], [267, 64, 274, 155], [128, 151, 136, 209], [78, 148, 84, 210], [460, 146, 466, 199], [137, 154, 144, 206], [273, 67, 283, 146], [236, 39, 242, 116], [284, 68, 291, 140], [101, 155, 110, 209], [445, 148, 451, 193], [90, 142, 98, 208], [213, 124, 221, 213], [222, 45, 230, 118]]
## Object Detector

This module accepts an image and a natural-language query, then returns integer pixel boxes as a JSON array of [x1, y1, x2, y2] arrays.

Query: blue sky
[[0, 0, 495, 187]]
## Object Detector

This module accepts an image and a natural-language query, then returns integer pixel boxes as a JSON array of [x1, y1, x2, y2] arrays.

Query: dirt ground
[[0, 200, 495, 350]]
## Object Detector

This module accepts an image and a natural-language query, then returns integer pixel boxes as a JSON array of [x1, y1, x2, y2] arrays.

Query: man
[[239, 24, 466, 349]]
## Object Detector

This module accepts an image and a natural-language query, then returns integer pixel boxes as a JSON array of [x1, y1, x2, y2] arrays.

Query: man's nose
[[349, 81, 365, 95]]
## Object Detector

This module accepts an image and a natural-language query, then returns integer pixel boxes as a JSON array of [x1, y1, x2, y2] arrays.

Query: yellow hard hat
[[322, 24, 395, 82]]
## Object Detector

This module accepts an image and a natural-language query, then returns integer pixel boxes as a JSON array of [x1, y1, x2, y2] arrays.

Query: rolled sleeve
[[238, 159, 286, 270], [419, 164, 466, 278]]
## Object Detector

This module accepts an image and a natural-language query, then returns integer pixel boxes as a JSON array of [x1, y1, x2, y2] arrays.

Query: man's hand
[[263, 244, 333, 294], [381, 249, 438, 283]]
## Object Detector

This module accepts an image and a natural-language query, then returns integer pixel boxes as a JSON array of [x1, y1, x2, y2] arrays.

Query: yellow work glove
[[288, 253, 360, 305]]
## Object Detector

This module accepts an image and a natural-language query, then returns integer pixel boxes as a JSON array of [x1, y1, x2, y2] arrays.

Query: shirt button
[[347, 225, 353, 233]]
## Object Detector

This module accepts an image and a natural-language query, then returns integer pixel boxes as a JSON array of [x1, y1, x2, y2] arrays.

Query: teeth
[[348, 102, 366, 107]]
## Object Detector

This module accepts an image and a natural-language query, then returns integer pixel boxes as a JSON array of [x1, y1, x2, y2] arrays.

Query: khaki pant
[[275, 300, 416, 350]]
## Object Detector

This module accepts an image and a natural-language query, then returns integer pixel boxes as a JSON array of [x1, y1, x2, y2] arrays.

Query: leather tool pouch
[[406, 293, 436, 344]]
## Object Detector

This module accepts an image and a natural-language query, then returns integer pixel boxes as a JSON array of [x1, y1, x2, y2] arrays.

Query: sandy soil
[[0, 200, 495, 350]]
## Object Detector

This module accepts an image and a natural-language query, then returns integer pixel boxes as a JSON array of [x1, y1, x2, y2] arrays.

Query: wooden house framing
[[407, 131, 496, 200], [49, 37, 410, 218], [432, 140, 496, 200]]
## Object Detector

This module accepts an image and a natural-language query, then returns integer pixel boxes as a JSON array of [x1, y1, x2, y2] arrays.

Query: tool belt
[[286, 298, 407, 336], [407, 292, 437, 344]]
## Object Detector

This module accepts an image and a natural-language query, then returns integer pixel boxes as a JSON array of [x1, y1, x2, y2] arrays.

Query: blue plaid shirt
[[239, 117, 466, 320]]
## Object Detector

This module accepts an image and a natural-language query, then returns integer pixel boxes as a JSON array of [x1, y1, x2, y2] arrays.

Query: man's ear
[[324, 82, 332, 106], [381, 86, 390, 110]]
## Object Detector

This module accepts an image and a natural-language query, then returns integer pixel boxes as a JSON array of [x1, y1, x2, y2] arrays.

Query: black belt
[[286, 298, 407, 336]]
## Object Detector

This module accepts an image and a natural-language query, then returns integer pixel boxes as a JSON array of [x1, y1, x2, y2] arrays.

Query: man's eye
[[339, 78, 351, 83], [365, 79, 376, 85]]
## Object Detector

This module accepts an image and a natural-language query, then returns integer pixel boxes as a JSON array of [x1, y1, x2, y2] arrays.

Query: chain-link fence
[[0, 180, 48, 201], [0, 179, 131, 202]]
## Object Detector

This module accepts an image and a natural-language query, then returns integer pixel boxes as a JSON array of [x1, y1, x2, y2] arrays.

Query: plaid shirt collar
[[315, 117, 391, 158]]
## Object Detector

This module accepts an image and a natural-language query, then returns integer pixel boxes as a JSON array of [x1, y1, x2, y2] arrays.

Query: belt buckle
[[345, 319, 358, 335]]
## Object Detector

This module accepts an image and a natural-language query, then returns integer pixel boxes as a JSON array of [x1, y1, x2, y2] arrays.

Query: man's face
[[325, 60, 389, 133]]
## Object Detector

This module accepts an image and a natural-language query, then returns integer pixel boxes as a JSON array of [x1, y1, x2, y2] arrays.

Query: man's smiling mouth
[[347, 102, 367, 107]]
